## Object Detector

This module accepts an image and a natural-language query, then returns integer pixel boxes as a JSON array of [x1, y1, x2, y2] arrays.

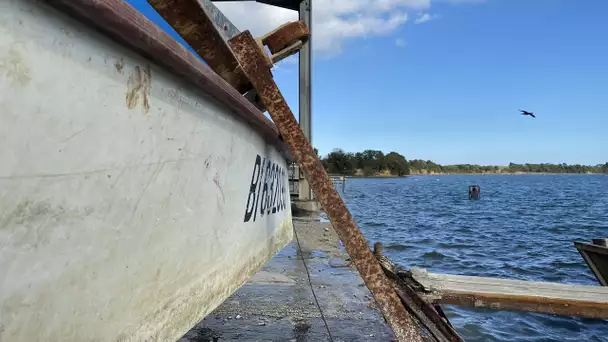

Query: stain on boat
[[125, 65, 151, 113]]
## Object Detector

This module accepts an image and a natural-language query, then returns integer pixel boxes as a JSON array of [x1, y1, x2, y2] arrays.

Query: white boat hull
[[0, 1, 293, 340]]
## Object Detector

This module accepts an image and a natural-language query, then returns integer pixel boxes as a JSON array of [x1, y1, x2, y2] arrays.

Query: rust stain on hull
[[114, 58, 124, 73], [142, 65, 151, 113], [126, 66, 142, 109], [0, 43, 32, 87], [125, 65, 151, 113]]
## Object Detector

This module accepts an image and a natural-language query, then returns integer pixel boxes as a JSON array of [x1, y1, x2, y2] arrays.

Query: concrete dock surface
[[180, 216, 396, 341]]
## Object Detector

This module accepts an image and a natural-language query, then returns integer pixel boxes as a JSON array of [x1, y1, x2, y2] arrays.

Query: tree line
[[317, 148, 608, 176]]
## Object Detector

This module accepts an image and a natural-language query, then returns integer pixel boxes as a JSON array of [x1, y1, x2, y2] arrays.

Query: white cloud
[[213, 0, 479, 56], [441, 0, 486, 3], [414, 13, 437, 24], [395, 38, 407, 47]]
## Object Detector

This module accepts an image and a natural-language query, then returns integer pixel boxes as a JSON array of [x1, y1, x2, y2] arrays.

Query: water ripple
[[340, 175, 608, 341]]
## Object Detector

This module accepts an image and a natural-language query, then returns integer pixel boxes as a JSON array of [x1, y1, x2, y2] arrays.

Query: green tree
[[325, 148, 353, 175], [319, 148, 604, 175], [385, 152, 410, 176]]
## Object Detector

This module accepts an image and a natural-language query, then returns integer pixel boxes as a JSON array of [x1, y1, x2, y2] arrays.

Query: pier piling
[[468, 185, 480, 200]]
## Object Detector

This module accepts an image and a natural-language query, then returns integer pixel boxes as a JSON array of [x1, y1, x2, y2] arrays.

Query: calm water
[[336, 175, 608, 342]]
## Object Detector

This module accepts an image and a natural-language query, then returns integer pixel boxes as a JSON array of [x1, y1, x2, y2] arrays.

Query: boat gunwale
[[45, 0, 292, 162]]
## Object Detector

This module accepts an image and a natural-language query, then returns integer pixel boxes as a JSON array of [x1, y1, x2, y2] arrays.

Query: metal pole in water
[[469, 185, 480, 200]]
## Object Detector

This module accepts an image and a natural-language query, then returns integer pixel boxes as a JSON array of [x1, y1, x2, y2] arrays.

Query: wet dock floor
[[180, 216, 395, 341]]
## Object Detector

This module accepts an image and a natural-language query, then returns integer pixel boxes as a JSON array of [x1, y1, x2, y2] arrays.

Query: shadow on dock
[[180, 216, 395, 341]]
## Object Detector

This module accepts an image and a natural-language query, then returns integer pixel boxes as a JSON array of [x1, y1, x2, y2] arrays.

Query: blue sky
[[127, 0, 607, 165]]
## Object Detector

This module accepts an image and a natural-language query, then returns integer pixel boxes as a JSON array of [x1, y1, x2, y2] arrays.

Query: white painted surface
[[0, 1, 293, 340]]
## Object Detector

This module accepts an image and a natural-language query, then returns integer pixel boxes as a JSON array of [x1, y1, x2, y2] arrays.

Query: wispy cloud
[[414, 13, 438, 24], [441, 0, 486, 3], [395, 38, 407, 47], [213, 0, 482, 57]]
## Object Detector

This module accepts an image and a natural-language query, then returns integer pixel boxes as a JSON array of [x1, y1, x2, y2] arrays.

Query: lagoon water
[[337, 175, 608, 342]]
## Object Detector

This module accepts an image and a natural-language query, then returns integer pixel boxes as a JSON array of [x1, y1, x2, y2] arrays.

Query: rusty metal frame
[[373, 244, 463, 342], [145, 1, 423, 339], [390, 278, 463, 342], [147, 0, 252, 93], [197, 0, 241, 41], [148, 0, 308, 112], [214, 0, 302, 11], [228, 30, 423, 342]]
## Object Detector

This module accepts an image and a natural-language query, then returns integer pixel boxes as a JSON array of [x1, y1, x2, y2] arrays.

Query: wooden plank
[[411, 268, 608, 320]]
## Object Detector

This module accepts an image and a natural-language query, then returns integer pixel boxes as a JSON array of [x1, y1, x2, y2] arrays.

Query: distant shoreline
[[329, 172, 605, 178], [409, 172, 605, 176]]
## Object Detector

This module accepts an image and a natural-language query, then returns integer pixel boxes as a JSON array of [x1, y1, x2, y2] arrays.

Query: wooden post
[[468, 185, 480, 200]]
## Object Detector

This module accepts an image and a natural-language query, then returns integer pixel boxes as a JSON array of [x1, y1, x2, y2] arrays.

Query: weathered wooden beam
[[229, 30, 423, 342], [411, 268, 608, 320]]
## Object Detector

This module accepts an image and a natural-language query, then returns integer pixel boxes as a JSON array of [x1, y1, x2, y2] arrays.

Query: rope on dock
[[292, 226, 335, 342]]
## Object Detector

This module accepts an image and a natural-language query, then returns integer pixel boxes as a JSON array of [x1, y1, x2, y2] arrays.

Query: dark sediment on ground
[[179, 215, 395, 341]]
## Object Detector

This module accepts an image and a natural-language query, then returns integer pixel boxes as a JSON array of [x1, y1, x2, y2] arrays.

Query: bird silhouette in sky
[[519, 109, 536, 118]]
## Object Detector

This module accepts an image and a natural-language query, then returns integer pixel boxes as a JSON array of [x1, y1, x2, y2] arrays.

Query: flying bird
[[519, 109, 536, 118]]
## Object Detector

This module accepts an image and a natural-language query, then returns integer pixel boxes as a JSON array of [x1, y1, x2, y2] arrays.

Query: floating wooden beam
[[411, 268, 608, 320]]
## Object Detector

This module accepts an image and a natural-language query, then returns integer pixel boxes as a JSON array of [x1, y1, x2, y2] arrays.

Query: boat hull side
[[0, 1, 293, 341]]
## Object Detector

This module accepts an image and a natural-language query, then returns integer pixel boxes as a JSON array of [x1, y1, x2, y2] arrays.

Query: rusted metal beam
[[214, 0, 301, 12], [148, 0, 308, 111], [233, 21, 310, 67], [228, 30, 423, 342], [412, 268, 608, 320], [390, 280, 463, 342], [197, 0, 241, 41], [148, 0, 251, 93], [374, 243, 463, 342], [262, 21, 309, 55]]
